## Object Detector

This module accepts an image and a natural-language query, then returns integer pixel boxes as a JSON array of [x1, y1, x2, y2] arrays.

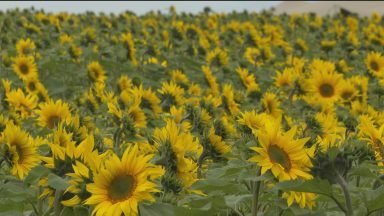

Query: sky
[[0, 1, 281, 14]]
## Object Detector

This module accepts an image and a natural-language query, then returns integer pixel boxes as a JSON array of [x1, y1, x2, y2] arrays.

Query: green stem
[[335, 172, 353, 216], [252, 168, 262, 216], [53, 189, 63, 216]]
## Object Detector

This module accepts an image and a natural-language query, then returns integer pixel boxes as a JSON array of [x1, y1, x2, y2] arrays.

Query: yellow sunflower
[[12, 55, 38, 80], [6, 89, 37, 118], [238, 110, 269, 132], [365, 52, 384, 77], [282, 191, 317, 209], [37, 99, 71, 129], [207, 127, 230, 155], [85, 145, 164, 216], [153, 120, 201, 190], [87, 61, 106, 83], [16, 38, 36, 56], [158, 81, 185, 109], [244, 47, 263, 66], [304, 69, 342, 106], [249, 120, 312, 181], [222, 84, 240, 115], [261, 92, 282, 119], [2, 124, 40, 179], [236, 67, 260, 94], [201, 66, 219, 95], [338, 79, 359, 104]]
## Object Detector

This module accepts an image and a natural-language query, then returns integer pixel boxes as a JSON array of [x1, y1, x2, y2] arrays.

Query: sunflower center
[[319, 84, 334, 98], [370, 61, 380, 72], [19, 63, 29, 74], [108, 174, 135, 201], [47, 115, 61, 128], [268, 145, 291, 170], [341, 91, 353, 100], [28, 82, 36, 91]]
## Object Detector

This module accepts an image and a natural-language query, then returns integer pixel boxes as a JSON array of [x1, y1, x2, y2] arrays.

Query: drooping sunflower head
[[2, 124, 40, 179], [249, 120, 312, 181], [261, 92, 282, 119], [158, 81, 185, 111], [207, 126, 230, 156], [12, 55, 38, 80], [222, 84, 240, 115], [87, 61, 106, 83], [339, 79, 359, 104], [85, 145, 163, 216], [206, 47, 229, 67], [15, 38, 36, 56], [117, 75, 133, 92], [37, 99, 71, 129], [244, 47, 263, 66]]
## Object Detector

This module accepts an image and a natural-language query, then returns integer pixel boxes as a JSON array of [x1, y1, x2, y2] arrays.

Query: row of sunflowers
[[1, 6, 384, 216]]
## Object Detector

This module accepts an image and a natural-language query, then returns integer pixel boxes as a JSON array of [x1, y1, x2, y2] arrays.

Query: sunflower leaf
[[47, 173, 70, 191]]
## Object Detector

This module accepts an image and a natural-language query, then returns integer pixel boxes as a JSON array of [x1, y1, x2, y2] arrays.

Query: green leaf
[[60, 207, 74, 216], [74, 206, 89, 216], [367, 192, 384, 213], [48, 173, 70, 191], [274, 179, 333, 196], [349, 166, 377, 179], [24, 165, 51, 185], [140, 202, 175, 216], [0, 201, 24, 216]]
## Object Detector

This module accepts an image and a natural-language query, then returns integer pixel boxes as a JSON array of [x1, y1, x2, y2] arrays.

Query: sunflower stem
[[53, 189, 63, 216], [252, 167, 262, 216], [335, 171, 353, 216]]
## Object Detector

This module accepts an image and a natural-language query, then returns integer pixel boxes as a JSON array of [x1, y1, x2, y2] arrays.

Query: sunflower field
[[2, 5, 384, 216]]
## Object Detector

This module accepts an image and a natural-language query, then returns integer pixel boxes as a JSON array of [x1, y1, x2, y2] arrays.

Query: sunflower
[[357, 116, 384, 166], [16, 38, 36, 56], [37, 99, 71, 129], [206, 47, 228, 67], [249, 120, 312, 181], [207, 127, 230, 155], [117, 75, 133, 92], [2, 124, 40, 179], [87, 61, 106, 83], [282, 191, 317, 209], [244, 47, 263, 66], [158, 81, 185, 110], [23, 76, 42, 95], [121, 32, 137, 65], [274, 67, 297, 89], [222, 84, 240, 115], [130, 85, 162, 115], [201, 66, 219, 95], [365, 52, 384, 77], [170, 70, 189, 87], [6, 89, 37, 118], [12, 55, 38, 80], [304, 68, 342, 106], [261, 92, 282, 119], [338, 79, 358, 104], [236, 67, 260, 94], [85, 145, 163, 216], [238, 111, 269, 132], [153, 120, 201, 191]]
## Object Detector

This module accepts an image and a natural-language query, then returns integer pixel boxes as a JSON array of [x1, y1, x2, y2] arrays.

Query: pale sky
[[0, 1, 281, 15]]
